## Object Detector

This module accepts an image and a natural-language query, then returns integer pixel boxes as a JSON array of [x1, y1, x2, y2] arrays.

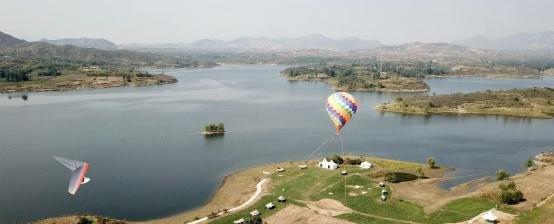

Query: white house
[[319, 158, 338, 170], [360, 161, 372, 169], [482, 210, 498, 223]]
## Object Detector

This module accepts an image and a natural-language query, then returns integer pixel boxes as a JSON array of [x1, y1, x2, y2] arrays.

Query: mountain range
[[40, 38, 118, 50], [120, 34, 383, 51], [35, 31, 554, 53], [454, 31, 554, 51], [0, 31, 197, 68]]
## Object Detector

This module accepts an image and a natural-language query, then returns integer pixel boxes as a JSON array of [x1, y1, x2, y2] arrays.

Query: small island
[[376, 87, 554, 118], [281, 64, 430, 92], [203, 123, 225, 136]]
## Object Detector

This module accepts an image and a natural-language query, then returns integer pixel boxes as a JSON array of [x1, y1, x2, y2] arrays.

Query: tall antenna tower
[[379, 55, 383, 79]]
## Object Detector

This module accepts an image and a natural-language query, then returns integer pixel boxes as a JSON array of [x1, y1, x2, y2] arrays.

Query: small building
[[381, 189, 388, 195], [341, 170, 348, 175], [233, 218, 245, 224], [298, 164, 307, 169], [265, 202, 275, 209], [360, 161, 372, 169], [278, 195, 286, 202], [380, 195, 387, 201], [319, 158, 338, 170], [379, 182, 385, 187], [250, 209, 260, 217], [482, 210, 498, 223], [276, 167, 285, 172]]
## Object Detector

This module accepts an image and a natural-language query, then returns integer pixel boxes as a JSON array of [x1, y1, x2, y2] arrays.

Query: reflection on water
[[0, 65, 553, 223], [7, 93, 28, 101]]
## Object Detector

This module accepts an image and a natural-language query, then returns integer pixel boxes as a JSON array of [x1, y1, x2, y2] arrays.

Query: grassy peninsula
[[281, 64, 430, 92], [377, 87, 554, 118], [35, 152, 554, 224]]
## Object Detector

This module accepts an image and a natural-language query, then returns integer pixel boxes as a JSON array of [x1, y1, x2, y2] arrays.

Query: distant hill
[[0, 31, 213, 68], [120, 34, 383, 51], [0, 31, 26, 48], [454, 31, 554, 51], [352, 42, 495, 62], [40, 38, 118, 50]]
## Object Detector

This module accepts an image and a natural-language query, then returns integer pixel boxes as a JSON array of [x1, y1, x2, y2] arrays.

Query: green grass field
[[516, 197, 554, 224], [209, 158, 495, 224]]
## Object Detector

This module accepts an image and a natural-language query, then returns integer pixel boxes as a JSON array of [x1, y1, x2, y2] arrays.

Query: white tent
[[250, 209, 260, 217], [278, 195, 286, 202], [360, 161, 372, 169], [233, 218, 245, 224], [319, 158, 338, 170], [265, 202, 275, 209], [482, 210, 498, 222]]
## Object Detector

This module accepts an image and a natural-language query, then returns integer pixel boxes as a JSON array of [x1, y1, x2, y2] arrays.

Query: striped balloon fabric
[[326, 92, 358, 134]]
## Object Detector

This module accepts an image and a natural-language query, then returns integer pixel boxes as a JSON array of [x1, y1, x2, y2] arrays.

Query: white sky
[[1, 0, 553, 44]]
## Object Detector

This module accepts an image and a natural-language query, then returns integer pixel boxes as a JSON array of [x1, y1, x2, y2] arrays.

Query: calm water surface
[[0, 65, 553, 223]]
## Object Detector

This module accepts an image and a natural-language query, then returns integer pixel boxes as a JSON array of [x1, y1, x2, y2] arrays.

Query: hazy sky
[[1, 0, 553, 44]]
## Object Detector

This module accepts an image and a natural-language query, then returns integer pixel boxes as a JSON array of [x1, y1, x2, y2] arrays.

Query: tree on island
[[204, 123, 225, 134]]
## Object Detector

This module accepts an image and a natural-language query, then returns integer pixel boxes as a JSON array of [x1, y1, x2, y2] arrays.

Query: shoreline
[[285, 76, 431, 93], [0, 74, 178, 93]]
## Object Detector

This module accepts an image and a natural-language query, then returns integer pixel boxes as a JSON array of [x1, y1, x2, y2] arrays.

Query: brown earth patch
[[265, 204, 354, 224]]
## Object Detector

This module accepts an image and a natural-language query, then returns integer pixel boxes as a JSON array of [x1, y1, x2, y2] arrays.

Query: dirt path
[[184, 179, 268, 224]]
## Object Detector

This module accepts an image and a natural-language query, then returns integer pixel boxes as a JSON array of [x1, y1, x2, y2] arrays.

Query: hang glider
[[53, 156, 91, 195]]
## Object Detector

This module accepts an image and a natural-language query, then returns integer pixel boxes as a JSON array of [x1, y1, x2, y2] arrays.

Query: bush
[[77, 216, 94, 224], [384, 172, 418, 183], [344, 158, 362, 165], [499, 181, 524, 204], [427, 157, 437, 169], [327, 154, 344, 164], [496, 169, 510, 181], [245, 216, 263, 224], [416, 167, 425, 178], [524, 158, 535, 168]]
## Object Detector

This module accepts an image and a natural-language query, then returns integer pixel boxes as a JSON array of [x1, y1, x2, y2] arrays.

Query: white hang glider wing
[[53, 156, 91, 195]]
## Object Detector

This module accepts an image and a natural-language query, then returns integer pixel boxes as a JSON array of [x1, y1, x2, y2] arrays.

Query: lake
[[0, 65, 553, 223]]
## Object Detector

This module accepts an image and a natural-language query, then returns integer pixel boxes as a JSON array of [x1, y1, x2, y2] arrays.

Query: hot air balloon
[[326, 92, 358, 134]]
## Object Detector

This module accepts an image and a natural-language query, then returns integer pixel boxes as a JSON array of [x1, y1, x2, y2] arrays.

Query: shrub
[[416, 167, 425, 178], [427, 157, 437, 169], [245, 216, 263, 224], [496, 169, 510, 181], [344, 158, 362, 165], [524, 158, 535, 168], [384, 172, 418, 183], [499, 181, 524, 204], [327, 154, 344, 164], [77, 216, 93, 224]]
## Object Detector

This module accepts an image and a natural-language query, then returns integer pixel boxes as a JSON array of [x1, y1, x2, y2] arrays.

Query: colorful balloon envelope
[[326, 92, 358, 134]]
